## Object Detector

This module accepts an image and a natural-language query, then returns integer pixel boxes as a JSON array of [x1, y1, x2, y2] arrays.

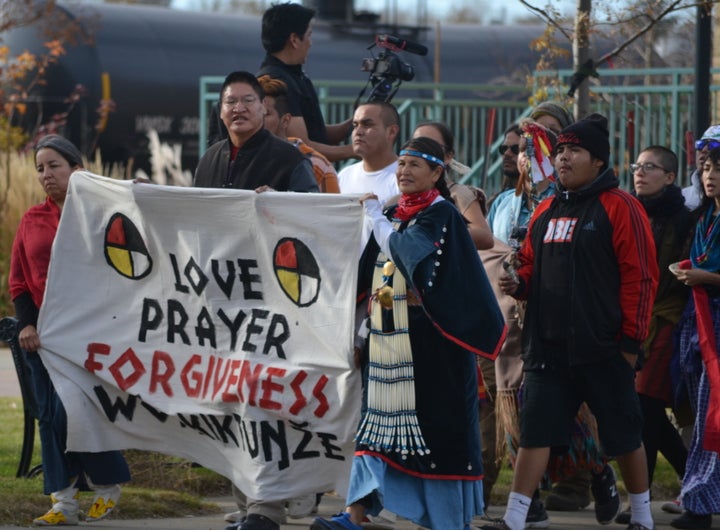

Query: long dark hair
[[698, 146, 720, 215], [400, 137, 452, 201]]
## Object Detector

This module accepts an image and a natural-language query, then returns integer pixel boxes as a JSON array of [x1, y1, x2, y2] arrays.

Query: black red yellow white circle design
[[104, 213, 153, 279], [273, 238, 320, 307]]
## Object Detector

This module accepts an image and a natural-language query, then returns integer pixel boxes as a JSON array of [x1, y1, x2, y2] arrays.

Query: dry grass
[[123, 450, 232, 498], [0, 150, 45, 317], [0, 149, 125, 317]]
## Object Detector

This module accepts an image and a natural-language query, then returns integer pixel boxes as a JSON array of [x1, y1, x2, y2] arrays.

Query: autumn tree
[[519, 0, 718, 118], [1, 0, 94, 144], [0, 0, 92, 213]]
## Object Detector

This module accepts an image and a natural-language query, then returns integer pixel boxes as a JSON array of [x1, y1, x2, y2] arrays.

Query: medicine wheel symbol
[[104, 213, 153, 280], [273, 238, 320, 307]]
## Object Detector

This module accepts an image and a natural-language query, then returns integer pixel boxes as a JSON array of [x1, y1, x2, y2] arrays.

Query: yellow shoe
[[86, 485, 121, 522], [32, 508, 79, 526]]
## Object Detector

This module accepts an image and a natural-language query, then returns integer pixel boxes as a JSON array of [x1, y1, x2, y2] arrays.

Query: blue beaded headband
[[399, 149, 445, 168]]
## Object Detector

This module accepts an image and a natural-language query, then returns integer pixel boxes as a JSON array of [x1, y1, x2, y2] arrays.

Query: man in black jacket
[[194, 70, 316, 193], [256, 2, 354, 162], [483, 115, 659, 530], [206, 4, 354, 162], [195, 71, 318, 530]]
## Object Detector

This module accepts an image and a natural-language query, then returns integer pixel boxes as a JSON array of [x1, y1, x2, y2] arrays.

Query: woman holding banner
[[311, 137, 506, 530], [9, 135, 130, 526]]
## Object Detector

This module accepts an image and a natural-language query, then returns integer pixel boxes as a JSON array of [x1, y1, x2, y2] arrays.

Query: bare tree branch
[[523, 0, 718, 70], [518, 0, 573, 40], [0, 0, 51, 33], [595, 0, 692, 66]]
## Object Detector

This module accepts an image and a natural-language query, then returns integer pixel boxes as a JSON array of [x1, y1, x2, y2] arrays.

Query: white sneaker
[[86, 484, 121, 521], [286, 494, 317, 519], [368, 509, 397, 524], [661, 498, 683, 514]]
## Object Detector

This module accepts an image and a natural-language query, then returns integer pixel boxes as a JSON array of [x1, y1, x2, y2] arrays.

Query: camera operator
[[257, 2, 354, 162], [206, 3, 355, 162]]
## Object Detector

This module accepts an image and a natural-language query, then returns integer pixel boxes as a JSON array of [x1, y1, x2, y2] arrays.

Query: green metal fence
[[535, 67, 720, 190], [200, 67, 720, 195]]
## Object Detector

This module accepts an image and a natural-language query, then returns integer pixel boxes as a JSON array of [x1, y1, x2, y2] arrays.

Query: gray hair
[[35, 135, 84, 167]]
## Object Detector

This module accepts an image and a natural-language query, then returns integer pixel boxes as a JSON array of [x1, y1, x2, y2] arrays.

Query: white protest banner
[[37, 172, 363, 500]]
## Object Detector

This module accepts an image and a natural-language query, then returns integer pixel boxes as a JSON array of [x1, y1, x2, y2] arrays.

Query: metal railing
[[200, 67, 720, 195], [534, 67, 720, 189], [200, 76, 529, 193]]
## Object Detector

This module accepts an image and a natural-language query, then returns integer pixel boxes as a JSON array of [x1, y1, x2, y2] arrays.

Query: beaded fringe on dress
[[355, 253, 429, 458]]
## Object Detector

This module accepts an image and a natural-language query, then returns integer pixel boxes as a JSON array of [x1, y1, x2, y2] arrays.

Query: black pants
[[639, 393, 687, 485]]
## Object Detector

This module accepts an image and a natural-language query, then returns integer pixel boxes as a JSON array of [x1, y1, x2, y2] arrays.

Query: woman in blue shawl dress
[[312, 137, 506, 530]]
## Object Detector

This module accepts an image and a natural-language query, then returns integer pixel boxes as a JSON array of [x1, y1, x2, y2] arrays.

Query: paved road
[[0, 492, 700, 530], [1, 348, 710, 529], [0, 347, 21, 398]]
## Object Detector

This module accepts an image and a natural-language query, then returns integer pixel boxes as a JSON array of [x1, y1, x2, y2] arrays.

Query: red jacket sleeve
[[601, 190, 659, 355], [9, 217, 30, 302]]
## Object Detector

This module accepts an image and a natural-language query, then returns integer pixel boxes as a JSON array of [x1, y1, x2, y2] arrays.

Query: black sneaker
[[626, 524, 656, 530], [591, 464, 620, 525], [615, 505, 631, 524], [670, 511, 712, 529], [525, 496, 549, 529], [545, 471, 592, 511]]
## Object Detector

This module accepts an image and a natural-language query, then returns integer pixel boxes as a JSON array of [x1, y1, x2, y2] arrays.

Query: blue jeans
[[25, 351, 130, 494]]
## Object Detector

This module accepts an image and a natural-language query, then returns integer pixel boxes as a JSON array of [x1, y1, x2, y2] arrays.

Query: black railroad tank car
[[3, 1, 547, 175]]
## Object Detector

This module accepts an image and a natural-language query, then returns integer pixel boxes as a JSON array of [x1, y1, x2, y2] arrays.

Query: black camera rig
[[358, 34, 427, 103]]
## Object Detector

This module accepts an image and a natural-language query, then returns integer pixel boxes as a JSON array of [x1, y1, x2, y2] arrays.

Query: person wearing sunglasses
[[487, 119, 557, 247], [682, 125, 720, 211], [494, 124, 523, 196], [484, 119, 559, 529]]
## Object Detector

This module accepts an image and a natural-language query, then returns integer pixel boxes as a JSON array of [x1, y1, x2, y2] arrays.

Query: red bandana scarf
[[394, 188, 440, 221]]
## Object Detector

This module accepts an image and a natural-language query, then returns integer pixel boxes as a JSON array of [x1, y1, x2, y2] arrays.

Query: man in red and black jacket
[[482, 114, 659, 530]]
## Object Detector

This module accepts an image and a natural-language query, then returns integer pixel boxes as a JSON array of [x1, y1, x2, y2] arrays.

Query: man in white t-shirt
[[337, 100, 402, 529], [339, 101, 400, 248]]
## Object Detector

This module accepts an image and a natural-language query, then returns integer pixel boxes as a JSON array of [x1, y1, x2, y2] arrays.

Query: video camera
[[359, 34, 427, 103]]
